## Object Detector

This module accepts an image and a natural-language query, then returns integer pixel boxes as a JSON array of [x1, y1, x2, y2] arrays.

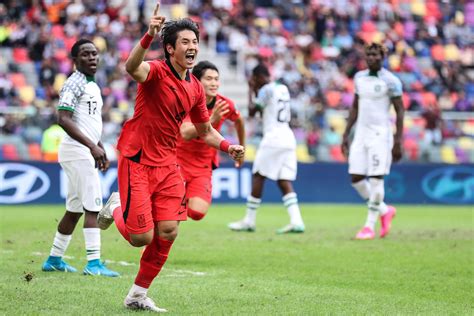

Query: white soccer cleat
[[228, 220, 256, 232], [97, 192, 120, 230], [124, 293, 167, 313]]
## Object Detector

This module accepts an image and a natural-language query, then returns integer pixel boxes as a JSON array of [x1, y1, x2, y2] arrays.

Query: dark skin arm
[[391, 96, 404, 162], [341, 95, 359, 158], [248, 78, 262, 118], [57, 110, 108, 171]]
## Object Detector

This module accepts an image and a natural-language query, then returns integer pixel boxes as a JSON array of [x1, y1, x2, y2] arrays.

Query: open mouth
[[185, 52, 196, 63]]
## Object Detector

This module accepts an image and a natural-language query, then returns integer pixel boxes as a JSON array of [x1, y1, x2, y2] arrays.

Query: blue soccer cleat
[[42, 256, 78, 273], [83, 259, 120, 277]]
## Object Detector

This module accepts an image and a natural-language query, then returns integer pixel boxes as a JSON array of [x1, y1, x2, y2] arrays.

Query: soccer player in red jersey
[[97, 3, 244, 312], [177, 60, 246, 221]]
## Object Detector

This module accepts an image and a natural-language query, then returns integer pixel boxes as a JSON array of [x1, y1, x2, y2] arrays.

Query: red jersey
[[177, 94, 241, 172], [117, 60, 209, 166]]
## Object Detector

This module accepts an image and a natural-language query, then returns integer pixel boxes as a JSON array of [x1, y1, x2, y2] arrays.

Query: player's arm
[[341, 94, 359, 158], [233, 116, 246, 167], [194, 122, 245, 162], [124, 2, 165, 83], [391, 96, 404, 162], [57, 110, 107, 170], [248, 77, 262, 117], [97, 141, 110, 171]]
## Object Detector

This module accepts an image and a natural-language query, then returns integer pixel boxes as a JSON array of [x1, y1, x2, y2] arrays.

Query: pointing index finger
[[153, 2, 160, 16]]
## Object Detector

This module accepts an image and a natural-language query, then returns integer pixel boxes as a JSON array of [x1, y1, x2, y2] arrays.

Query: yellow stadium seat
[[296, 144, 316, 163], [19, 85, 35, 103], [458, 137, 473, 150], [244, 144, 256, 162], [440, 145, 457, 164], [118, 100, 129, 112], [328, 115, 346, 135], [54, 73, 67, 93]]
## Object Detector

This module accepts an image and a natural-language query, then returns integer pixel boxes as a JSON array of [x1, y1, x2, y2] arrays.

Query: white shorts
[[60, 159, 103, 213], [348, 135, 393, 176], [253, 146, 297, 181]]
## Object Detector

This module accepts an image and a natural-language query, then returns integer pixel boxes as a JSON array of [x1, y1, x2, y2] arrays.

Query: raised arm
[[391, 96, 404, 162], [233, 116, 246, 167], [125, 2, 165, 83], [341, 95, 359, 158]]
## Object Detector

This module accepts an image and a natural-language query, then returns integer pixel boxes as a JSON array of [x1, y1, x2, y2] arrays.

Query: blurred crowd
[[0, 0, 473, 163]]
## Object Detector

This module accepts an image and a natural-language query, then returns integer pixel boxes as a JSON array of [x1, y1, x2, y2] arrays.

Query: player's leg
[[65, 159, 119, 277], [125, 165, 185, 312], [276, 180, 305, 234], [228, 172, 265, 231], [42, 161, 82, 272], [186, 174, 212, 221], [368, 137, 396, 238]]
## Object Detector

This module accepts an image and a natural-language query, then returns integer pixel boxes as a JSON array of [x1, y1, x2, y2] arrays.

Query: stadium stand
[[0, 0, 472, 163]]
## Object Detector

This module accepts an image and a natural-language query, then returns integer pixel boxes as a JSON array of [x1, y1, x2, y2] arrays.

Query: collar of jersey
[[207, 97, 216, 109], [166, 59, 191, 82], [369, 69, 379, 77], [76, 70, 95, 82]]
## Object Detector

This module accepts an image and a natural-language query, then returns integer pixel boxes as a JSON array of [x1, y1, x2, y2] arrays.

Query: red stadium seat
[[28, 143, 43, 161], [2, 144, 20, 160]]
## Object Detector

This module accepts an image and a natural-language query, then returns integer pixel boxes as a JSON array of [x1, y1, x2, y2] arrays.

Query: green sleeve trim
[[57, 106, 74, 112], [254, 102, 264, 110]]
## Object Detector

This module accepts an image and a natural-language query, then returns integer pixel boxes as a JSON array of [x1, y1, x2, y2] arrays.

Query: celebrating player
[[42, 39, 119, 277], [96, 4, 244, 313], [228, 64, 305, 234], [341, 42, 404, 240], [177, 60, 245, 221]]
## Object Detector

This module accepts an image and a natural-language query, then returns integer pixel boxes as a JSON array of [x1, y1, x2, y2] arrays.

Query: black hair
[[192, 60, 218, 80], [161, 18, 200, 59], [71, 39, 94, 58], [252, 64, 270, 77], [364, 42, 387, 58]]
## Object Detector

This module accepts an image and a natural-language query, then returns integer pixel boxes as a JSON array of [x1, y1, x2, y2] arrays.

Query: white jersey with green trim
[[57, 71, 103, 162], [255, 81, 296, 149], [353, 68, 402, 140]]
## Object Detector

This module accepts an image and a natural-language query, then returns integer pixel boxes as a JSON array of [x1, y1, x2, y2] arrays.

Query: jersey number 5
[[87, 100, 97, 115], [277, 99, 291, 123]]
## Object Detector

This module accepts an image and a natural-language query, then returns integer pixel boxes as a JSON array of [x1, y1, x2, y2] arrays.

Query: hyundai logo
[[0, 163, 51, 204], [422, 167, 474, 204]]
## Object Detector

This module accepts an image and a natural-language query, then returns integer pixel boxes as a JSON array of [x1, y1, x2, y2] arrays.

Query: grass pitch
[[0, 204, 472, 315]]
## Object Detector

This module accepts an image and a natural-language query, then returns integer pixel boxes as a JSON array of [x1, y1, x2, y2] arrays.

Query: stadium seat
[[2, 144, 20, 160], [9, 72, 26, 87], [329, 145, 345, 162], [19, 85, 36, 104], [53, 73, 67, 93], [440, 145, 457, 164], [296, 144, 316, 163], [326, 91, 341, 108], [28, 143, 43, 161], [243, 144, 256, 161]]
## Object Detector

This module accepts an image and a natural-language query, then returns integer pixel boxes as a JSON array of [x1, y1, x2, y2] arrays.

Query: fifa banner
[[0, 161, 472, 205]]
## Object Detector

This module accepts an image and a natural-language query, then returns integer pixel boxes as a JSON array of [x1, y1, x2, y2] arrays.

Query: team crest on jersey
[[95, 197, 101, 206], [374, 85, 381, 92]]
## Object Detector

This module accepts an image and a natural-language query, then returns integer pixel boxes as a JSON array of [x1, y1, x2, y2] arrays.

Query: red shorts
[[180, 166, 213, 204], [118, 154, 186, 235]]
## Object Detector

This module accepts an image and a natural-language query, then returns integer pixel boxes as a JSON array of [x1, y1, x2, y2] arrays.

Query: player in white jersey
[[228, 64, 305, 234], [42, 39, 119, 276], [341, 43, 404, 240]]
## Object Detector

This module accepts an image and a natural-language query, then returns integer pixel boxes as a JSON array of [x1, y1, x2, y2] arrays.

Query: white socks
[[352, 179, 370, 201], [83, 228, 101, 261], [282, 193, 304, 226], [50, 231, 72, 257], [244, 196, 261, 225], [129, 284, 148, 297]]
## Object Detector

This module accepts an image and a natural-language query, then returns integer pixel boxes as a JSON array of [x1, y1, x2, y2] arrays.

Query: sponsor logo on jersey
[[0, 163, 51, 203]]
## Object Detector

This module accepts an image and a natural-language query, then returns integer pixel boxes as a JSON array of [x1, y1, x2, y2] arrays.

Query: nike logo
[[178, 210, 185, 215]]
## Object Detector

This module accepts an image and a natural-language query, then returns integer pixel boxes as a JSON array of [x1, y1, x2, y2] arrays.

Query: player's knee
[[130, 233, 153, 247], [369, 177, 385, 203], [188, 208, 206, 221], [158, 225, 179, 241]]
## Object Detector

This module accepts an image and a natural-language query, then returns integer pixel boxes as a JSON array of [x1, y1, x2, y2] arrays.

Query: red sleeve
[[189, 82, 209, 123], [144, 60, 166, 82]]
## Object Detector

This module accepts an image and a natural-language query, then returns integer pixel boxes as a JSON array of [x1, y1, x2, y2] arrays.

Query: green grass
[[0, 204, 472, 315]]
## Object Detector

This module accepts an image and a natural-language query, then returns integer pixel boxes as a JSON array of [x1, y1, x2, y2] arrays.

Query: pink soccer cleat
[[355, 227, 375, 240], [380, 205, 397, 238]]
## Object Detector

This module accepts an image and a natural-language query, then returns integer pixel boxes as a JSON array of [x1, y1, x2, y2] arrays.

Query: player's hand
[[90, 145, 108, 171], [341, 136, 349, 158], [148, 2, 165, 37], [234, 156, 244, 168], [392, 139, 403, 162], [228, 145, 245, 162], [210, 99, 230, 125]]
